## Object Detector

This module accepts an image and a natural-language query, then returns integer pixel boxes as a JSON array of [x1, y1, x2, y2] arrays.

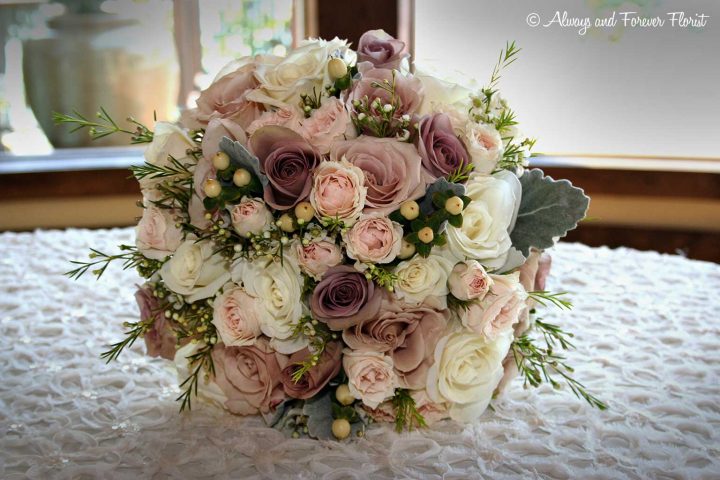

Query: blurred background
[[0, 0, 718, 261]]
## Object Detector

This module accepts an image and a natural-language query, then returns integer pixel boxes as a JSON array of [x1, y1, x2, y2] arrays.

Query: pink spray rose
[[342, 214, 403, 264], [136, 285, 177, 360], [228, 197, 273, 237], [293, 240, 343, 280], [331, 137, 429, 215], [448, 260, 493, 301], [249, 126, 321, 210], [461, 272, 528, 340], [301, 97, 356, 154], [309, 160, 366, 226], [343, 349, 397, 408], [211, 338, 289, 415], [356, 29, 409, 70], [135, 196, 183, 261], [212, 285, 263, 347]]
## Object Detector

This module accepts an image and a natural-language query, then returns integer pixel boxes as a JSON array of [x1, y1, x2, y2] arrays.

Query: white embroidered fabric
[[1, 228, 719, 479]]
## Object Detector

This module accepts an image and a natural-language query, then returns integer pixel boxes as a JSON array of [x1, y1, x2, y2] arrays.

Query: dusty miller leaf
[[510, 169, 589, 256], [219, 136, 268, 188]]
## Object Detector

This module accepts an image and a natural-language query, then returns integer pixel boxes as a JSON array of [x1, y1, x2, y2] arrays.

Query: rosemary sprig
[[130, 156, 193, 181], [488, 41, 521, 89], [53, 107, 153, 143], [528, 290, 573, 310], [446, 163, 475, 183], [392, 388, 427, 432], [177, 343, 215, 412]]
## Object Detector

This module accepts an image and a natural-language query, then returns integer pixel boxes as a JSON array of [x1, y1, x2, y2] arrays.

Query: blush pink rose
[[202, 117, 248, 159], [412, 389, 449, 425], [461, 272, 528, 340], [246, 105, 304, 137], [343, 295, 449, 389], [136, 285, 177, 360], [211, 338, 289, 415], [342, 214, 403, 264], [135, 197, 183, 261], [330, 137, 429, 215], [301, 97, 356, 154], [280, 341, 343, 399], [495, 350, 519, 396], [193, 59, 264, 130], [448, 260, 493, 301], [293, 240, 343, 280], [228, 197, 273, 237], [309, 160, 366, 225], [342, 349, 397, 408], [515, 251, 553, 336], [212, 285, 263, 347]]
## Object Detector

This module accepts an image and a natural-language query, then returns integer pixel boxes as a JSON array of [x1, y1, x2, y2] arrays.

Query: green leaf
[[203, 196, 219, 211], [510, 169, 589, 256], [448, 214, 463, 228], [416, 243, 431, 257]]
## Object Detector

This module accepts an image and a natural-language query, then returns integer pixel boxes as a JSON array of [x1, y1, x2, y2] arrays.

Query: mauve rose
[[246, 105, 303, 137], [342, 214, 403, 264], [293, 240, 343, 280], [448, 260, 493, 301], [212, 285, 263, 347], [228, 197, 273, 237], [280, 341, 342, 399], [346, 67, 423, 124], [249, 126, 321, 210], [357, 29, 408, 70], [211, 338, 289, 415], [136, 286, 176, 360], [309, 160, 366, 226], [343, 295, 449, 389], [416, 113, 470, 179], [461, 272, 528, 340], [310, 265, 384, 331], [193, 59, 264, 130], [330, 137, 428, 215], [301, 97, 356, 154]]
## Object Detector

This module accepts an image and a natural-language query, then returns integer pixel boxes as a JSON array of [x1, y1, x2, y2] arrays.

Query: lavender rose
[[249, 126, 321, 210], [357, 29, 408, 70], [416, 113, 470, 179], [330, 137, 428, 215], [211, 338, 289, 415], [136, 286, 176, 360], [343, 296, 449, 389], [280, 341, 343, 399], [310, 265, 384, 331]]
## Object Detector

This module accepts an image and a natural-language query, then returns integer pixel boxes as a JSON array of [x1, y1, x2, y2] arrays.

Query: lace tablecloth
[[1, 228, 719, 479]]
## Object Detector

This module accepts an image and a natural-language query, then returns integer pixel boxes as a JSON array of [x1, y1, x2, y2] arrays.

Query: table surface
[[1, 228, 719, 480]]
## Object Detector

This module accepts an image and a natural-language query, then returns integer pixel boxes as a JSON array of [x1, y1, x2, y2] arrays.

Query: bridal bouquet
[[62, 29, 603, 440]]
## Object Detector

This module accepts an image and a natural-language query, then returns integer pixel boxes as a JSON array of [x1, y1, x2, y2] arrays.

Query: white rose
[[160, 240, 230, 302], [228, 197, 273, 237], [343, 349, 397, 409], [141, 122, 196, 189], [415, 69, 473, 117], [212, 284, 263, 347], [231, 255, 305, 353], [463, 122, 503, 174], [135, 195, 183, 260], [426, 326, 512, 422], [392, 253, 454, 307], [174, 343, 227, 408], [460, 272, 527, 340], [446, 170, 521, 270], [248, 38, 356, 109]]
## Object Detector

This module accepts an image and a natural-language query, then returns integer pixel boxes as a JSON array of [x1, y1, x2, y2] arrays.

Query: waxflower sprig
[[65, 244, 161, 280], [53, 107, 154, 143]]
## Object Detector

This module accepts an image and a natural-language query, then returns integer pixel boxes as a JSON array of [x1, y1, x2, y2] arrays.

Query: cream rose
[[212, 284, 263, 347], [292, 240, 343, 280], [309, 160, 366, 226], [343, 349, 397, 409], [141, 121, 196, 189], [342, 214, 403, 264], [228, 197, 273, 237], [231, 256, 305, 354], [248, 38, 356, 109], [460, 272, 527, 340], [301, 97, 356, 154], [446, 170, 521, 269], [159, 240, 230, 302], [392, 253, 454, 307], [448, 260, 492, 301], [426, 327, 512, 422], [416, 69, 473, 119], [463, 122, 503, 174], [135, 197, 183, 260]]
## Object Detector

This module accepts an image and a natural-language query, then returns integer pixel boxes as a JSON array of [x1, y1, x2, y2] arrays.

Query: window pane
[[415, 0, 720, 158]]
